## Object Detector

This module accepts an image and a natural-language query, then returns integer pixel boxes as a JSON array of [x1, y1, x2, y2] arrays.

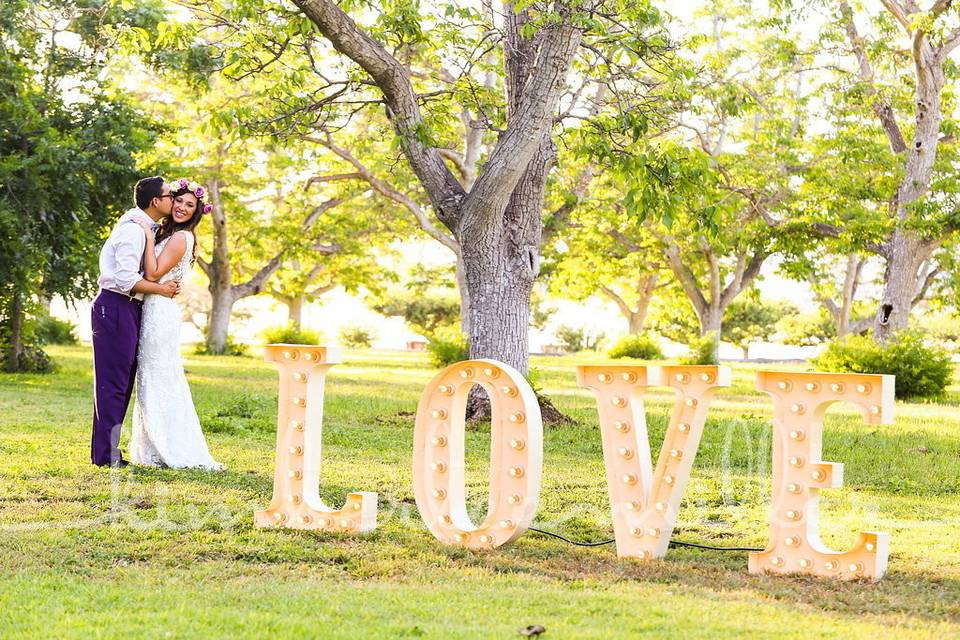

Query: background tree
[[723, 296, 797, 359], [171, 0, 671, 387], [0, 0, 159, 371]]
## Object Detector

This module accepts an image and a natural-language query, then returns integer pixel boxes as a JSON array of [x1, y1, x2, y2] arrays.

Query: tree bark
[[286, 294, 305, 330], [4, 292, 24, 373], [205, 288, 236, 354]]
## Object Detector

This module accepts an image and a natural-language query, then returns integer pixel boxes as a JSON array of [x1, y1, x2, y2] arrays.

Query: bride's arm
[[133, 222, 186, 281], [148, 232, 188, 280]]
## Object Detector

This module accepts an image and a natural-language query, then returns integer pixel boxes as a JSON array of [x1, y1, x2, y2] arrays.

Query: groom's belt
[[96, 289, 144, 306]]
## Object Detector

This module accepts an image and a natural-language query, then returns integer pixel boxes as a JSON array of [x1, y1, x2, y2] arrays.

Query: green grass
[[1, 345, 958, 638]]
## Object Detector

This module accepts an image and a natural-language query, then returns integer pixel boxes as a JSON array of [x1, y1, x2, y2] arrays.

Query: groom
[[90, 176, 181, 467]]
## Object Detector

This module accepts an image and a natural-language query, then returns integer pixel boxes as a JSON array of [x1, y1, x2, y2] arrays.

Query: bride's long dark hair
[[155, 187, 206, 263]]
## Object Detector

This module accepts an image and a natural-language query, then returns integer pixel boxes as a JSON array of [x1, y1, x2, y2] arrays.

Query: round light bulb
[[789, 430, 804, 441], [508, 466, 524, 478], [669, 449, 682, 459], [787, 483, 801, 494], [700, 373, 712, 383], [663, 474, 675, 485], [612, 396, 627, 408], [805, 382, 819, 392], [597, 372, 612, 383], [630, 527, 644, 537], [459, 368, 474, 379], [685, 398, 697, 408], [675, 373, 689, 383], [678, 423, 691, 433], [790, 403, 805, 414], [499, 519, 514, 529], [501, 386, 517, 397], [438, 384, 453, 395], [431, 462, 446, 473], [648, 528, 660, 537], [431, 436, 447, 447], [289, 470, 302, 480], [622, 474, 638, 485], [789, 456, 804, 467], [432, 489, 446, 499], [507, 494, 523, 505], [777, 381, 791, 391], [621, 372, 637, 383], [614, 421, 630, 433], [483, 367, 499, 378], [618, 447, 634, 459], [831, 383, 844, 393], [289, 445, 302, 456], [510, 439, 525, 450], [431, 409, 447, 420]]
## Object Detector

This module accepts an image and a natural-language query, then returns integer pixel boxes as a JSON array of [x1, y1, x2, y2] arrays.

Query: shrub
[[682, 332, 718, 365], [32, 315, 78, 345], [4, 345, 56, 373], [812, 331, 953, 400], [261, 323, 322, 346], [194, 337, 249, 357], [608, 334, 664, 360], [427, 327, 470, 367], [339, 326, 376, 349], [555, 325, 605, 353]]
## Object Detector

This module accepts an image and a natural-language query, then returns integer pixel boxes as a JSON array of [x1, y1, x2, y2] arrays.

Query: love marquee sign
[[254, 344, 895, 582]]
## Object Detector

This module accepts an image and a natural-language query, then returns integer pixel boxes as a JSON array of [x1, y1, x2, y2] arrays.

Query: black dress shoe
[[96, 459, 130, 468]]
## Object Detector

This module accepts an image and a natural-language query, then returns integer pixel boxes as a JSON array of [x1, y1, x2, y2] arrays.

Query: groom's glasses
[[156, 194, 174, 201]]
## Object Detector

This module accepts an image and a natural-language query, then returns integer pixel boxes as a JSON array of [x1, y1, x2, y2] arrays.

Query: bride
[[130, 178, 224, 470]]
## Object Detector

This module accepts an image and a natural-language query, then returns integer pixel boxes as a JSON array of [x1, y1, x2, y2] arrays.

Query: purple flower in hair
[[178, 178, 189, 190], [203, 203, 213, 214], [195, 186, 205, 198]]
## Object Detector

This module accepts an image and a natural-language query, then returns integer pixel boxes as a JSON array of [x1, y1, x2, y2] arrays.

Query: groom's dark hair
[[134, 176, 165, 210]]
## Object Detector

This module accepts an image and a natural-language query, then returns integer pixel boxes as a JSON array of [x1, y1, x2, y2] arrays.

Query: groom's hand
[[158, 280, 180, 298]]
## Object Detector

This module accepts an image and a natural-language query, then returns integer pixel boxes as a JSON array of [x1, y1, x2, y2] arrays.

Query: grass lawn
[[1, 345, 958, 638]]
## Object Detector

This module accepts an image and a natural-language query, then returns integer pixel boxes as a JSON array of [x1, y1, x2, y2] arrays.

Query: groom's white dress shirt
[[97, 208, 158, 301]]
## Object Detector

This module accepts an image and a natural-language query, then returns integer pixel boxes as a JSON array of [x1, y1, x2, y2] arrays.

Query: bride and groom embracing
[[90, 176, 223, 470]]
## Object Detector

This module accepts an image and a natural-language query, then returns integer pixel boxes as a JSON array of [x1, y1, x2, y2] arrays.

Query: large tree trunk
[[873, 232, 928, 341], [698, 304, 722, 364], [206, 289, 235, 354], [454, 259, 471, 338], [286, 294, 305, 330], [4, 292, 24, 373]]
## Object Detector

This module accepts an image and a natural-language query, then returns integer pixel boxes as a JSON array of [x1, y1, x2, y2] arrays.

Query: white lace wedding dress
[[131, 231, 224, 470]]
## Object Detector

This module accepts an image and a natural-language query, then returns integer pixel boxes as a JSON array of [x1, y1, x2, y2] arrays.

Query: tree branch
[[292, 0, 466, 224], [840, 0, 908, 153]]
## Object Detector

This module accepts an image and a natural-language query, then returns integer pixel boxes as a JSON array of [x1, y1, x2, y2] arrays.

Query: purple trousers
[[90, 289, 142, 465]]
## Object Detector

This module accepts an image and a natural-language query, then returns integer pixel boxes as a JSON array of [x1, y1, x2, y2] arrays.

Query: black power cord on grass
[[528, 527, 763, 552]]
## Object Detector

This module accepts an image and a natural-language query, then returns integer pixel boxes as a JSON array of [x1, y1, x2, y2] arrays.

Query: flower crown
[[166, 178, 213, 214]]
